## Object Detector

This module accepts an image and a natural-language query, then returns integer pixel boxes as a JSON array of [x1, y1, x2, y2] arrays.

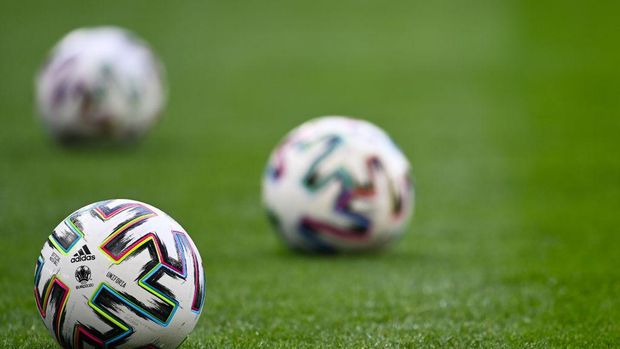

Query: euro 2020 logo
[[75, 265, 91, 284]]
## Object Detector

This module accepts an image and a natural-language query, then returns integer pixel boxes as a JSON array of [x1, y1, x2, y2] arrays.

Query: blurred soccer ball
[[34, 199, 206, 348], [36, 26, 166, 142], [262, 116, 414, 252]]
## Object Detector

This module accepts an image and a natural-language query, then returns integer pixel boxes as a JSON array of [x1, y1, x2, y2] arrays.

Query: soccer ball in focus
[[262, 116, 414, 252], [34, 199, 206, 348], [36, 26, 166, 142]]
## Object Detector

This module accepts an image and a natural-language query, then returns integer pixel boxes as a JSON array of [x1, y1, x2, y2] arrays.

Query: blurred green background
[[1, 0, 619, 347]]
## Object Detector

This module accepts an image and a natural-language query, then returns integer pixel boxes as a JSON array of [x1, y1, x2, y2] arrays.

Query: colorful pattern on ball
[[36, 26, 166, 142], [262, 116, 414, 252], [34, 199, 205, 348]]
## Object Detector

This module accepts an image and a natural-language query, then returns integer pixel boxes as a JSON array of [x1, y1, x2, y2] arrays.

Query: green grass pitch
[[1, 1, 619, 347]]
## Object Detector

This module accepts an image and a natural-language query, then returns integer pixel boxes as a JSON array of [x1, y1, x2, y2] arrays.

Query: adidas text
[[71, 255, 95, 263]]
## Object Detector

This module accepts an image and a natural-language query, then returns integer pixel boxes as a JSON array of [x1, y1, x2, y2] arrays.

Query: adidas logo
[[70, 245, 96, 263]]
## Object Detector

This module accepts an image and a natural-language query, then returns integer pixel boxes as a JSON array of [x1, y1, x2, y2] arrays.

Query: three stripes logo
[[70, 245, 96, 263]]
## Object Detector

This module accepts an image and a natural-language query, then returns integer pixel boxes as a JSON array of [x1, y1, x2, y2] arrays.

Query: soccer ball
[[36, 26, 166, 142], [262, 116, 414, 252], [34, 199, 206, 348]]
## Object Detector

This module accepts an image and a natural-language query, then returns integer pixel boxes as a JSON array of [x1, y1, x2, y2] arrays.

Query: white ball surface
[[36, 26, 166, 142], [34, 199, 205, 348], [262, 116, 414, 252]]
